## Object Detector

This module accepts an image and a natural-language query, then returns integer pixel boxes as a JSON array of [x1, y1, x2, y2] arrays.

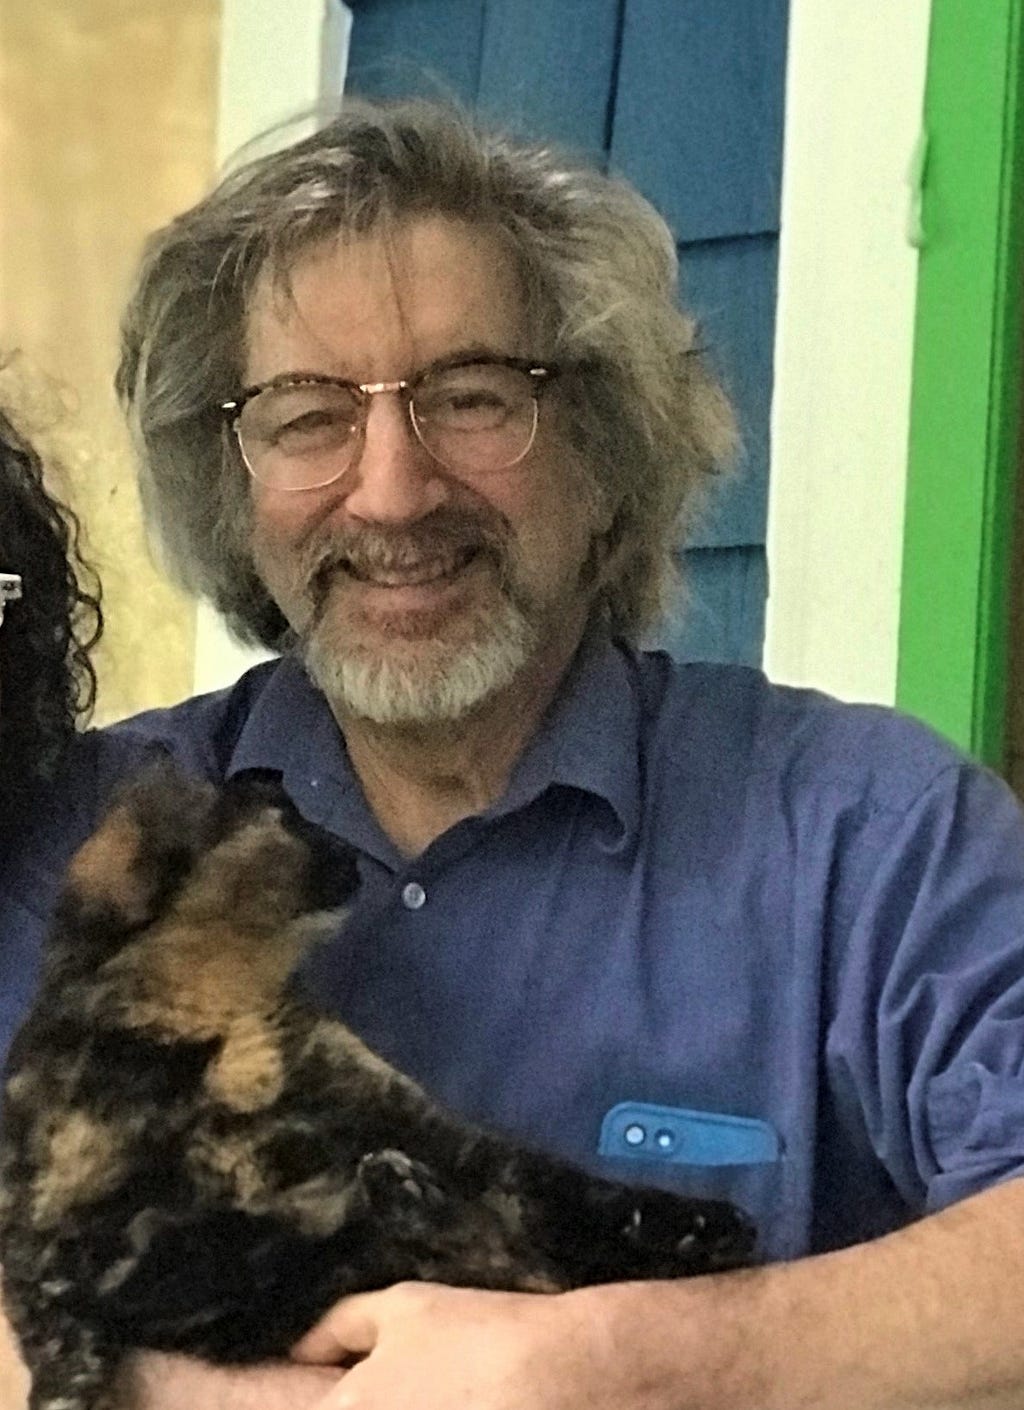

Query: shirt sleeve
[[828, 759, 1024, 1214]]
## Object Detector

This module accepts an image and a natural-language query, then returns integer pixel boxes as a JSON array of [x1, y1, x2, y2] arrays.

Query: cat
[[0, 763, 754, 1410]]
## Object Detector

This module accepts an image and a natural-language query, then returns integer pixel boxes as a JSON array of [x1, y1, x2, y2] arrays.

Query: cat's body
[[0, 767, 754, 1410]]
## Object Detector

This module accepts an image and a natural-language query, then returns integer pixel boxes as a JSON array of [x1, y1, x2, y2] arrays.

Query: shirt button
[[401, 881, 427, 911]]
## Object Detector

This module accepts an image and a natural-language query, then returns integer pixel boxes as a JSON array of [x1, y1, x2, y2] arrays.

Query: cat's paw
[[577, 1182, 754, 1279], [355, 1149, 449, 1217], [615, 1187, 755, 1275]]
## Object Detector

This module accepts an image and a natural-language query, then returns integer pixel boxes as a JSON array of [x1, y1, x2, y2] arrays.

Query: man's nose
[[341, 391, 448, 524]]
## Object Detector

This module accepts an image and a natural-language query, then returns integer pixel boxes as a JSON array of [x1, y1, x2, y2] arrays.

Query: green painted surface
[[896, 0, 1024, 763]]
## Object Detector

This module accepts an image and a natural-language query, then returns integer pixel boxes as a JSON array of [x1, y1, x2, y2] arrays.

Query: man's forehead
[[243, 218, 529, 376], [256, 216, 520, 304]]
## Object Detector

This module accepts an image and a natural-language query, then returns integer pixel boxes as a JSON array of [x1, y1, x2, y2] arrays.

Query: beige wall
[[0, 0, 220, 723]]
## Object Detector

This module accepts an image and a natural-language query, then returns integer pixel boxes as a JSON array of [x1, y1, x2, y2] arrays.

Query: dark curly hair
[[0, 407, 103, 807]]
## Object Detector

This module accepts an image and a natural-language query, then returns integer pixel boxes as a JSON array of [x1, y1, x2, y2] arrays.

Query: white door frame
[[763, 0, 932, 704]]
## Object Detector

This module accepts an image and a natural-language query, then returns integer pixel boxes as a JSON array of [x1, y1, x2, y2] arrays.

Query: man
[[5, 99, 1024, 1408]]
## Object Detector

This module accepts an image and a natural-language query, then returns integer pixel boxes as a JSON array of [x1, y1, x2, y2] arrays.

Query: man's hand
[[292, 1181, 1024, 1410], [292, 1280, 735, 1410]]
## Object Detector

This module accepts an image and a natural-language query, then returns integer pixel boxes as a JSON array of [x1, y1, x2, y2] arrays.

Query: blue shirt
[[3, 636, 1024, 1263]]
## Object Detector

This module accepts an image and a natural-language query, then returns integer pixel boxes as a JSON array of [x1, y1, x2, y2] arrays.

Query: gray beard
[[301, 594, 539, 725]]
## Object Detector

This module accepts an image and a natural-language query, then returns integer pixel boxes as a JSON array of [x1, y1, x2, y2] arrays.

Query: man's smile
[[309, 545, 501, 634], [338, 544, 479, 588]]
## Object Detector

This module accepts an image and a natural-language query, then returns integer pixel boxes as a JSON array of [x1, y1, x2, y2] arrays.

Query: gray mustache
[[302, 512, 512, 607]]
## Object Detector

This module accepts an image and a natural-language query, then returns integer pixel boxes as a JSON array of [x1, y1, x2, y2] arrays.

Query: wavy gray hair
[[116, 98, 736, 648]]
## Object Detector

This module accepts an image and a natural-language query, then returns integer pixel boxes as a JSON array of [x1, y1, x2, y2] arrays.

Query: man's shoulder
[[634, 651, 972, 815], [17, 659, 287, 872], [104, 656, 285, 779]]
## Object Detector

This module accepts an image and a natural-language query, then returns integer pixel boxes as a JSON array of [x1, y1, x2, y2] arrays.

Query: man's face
[[245, 216, 607, 725]]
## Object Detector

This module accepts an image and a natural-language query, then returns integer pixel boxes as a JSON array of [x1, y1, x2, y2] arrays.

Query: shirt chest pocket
[[595, 1102, 792, 1262]]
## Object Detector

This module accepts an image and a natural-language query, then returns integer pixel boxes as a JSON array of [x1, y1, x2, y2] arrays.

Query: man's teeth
[[343, 551, 473, 586]]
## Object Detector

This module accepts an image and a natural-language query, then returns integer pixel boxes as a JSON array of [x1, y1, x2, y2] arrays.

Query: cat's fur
[[0, 765, 754, 1410]]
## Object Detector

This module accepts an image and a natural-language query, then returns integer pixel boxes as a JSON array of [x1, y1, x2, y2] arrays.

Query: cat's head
[[52, 759, 359, 973]]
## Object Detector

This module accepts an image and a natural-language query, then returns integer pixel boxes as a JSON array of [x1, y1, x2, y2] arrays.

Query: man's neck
[[337, 624, 587, 857]]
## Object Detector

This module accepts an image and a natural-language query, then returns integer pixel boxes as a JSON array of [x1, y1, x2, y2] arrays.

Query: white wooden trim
[[763, 0, 931, 703]]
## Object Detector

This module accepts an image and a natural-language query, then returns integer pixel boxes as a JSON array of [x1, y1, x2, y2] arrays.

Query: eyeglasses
[[220, 357, 560, 494], [0, 573, 22, 629]]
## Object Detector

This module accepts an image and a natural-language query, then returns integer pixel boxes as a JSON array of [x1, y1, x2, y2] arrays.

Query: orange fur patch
[[204, 1016, 285, 1113], [31, 1110, 125, 1227], [65, 808, 151, 926]]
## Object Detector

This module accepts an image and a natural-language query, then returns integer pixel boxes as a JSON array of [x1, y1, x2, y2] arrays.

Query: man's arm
[[119, 1353, 341, 1409], [0, 1298, 341, 1410], [0, 1297, 29, 1410], [292, 1178, 1024, 1410]]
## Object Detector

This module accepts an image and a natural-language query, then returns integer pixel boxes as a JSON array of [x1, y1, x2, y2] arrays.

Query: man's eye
[[420, 386, 512, 425], [446, 390, 505, 411], [265, 405, 355, 449], [277, 410, 343, 435]]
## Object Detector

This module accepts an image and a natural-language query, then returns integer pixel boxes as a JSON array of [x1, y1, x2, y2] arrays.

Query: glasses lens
[[412, 363, 539, 472], [236, 382, 362, 489]]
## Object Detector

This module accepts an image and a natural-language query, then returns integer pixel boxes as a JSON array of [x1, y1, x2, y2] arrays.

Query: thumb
[[291, 1292, 385, 1364]]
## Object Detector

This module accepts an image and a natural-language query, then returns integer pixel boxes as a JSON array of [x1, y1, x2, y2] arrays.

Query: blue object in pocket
[[599, 1102, 781, 1166]]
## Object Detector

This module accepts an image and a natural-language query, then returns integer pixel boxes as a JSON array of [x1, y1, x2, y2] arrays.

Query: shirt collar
[[488, 631, 641, 846], [227, 653, 341, 782], [224, 635, 642, 852]]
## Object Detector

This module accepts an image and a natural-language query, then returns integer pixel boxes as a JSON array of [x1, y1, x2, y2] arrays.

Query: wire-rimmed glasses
[[220, 356, 560, 493]]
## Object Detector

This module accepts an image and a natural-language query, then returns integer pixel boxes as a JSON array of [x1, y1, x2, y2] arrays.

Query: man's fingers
[[291, 1294, 383, 1364]]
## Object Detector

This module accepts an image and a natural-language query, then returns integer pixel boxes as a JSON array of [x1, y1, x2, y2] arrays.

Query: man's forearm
[[0, 1290, 339, 1410], [579, 1177, 1024, 1410], [121, 1350, 340, 1410], [0, 1298, 29, 1410]]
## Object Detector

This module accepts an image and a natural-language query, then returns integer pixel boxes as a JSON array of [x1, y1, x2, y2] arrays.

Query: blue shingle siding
[[608, 0, 787, 241], [475, 0, 623, 157], [344, 0, 486, 106]]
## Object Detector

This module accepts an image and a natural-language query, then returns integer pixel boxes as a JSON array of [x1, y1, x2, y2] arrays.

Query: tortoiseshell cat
[[0, 765, 754, 1410]]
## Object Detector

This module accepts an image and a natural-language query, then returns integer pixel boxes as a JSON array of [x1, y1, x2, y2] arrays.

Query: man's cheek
[[251, 536, 306, 626]]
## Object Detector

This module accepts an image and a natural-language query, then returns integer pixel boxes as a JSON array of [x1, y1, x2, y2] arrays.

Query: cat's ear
[[54, 760, 219, 952]]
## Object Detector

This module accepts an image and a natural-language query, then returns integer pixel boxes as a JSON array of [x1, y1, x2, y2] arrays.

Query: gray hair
[[116, 98, 736, 648]]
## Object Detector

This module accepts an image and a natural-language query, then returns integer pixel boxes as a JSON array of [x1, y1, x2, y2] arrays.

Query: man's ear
[[582, 499, 630, 595]]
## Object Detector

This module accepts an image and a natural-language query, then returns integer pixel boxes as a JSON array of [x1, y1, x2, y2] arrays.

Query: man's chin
[[302, 610, 537, 727]]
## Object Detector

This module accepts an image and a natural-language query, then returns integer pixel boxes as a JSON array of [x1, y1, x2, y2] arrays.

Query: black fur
[[0, 764, 754, 1410]]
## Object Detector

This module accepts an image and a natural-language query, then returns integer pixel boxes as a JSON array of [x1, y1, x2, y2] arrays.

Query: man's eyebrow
[[244, 346, 523, 394], [423, 345, 516, 374], [243, 369, 350, 394]]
